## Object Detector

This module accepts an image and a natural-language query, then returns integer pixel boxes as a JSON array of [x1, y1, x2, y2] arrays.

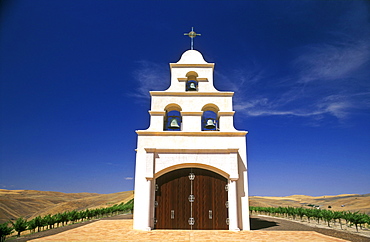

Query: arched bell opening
[[201, 104, 220, 131], [185, 71, 198, 91], [202, 111, 217, 131], [186, 80, 198, 91], [164, 104, 182, 131]]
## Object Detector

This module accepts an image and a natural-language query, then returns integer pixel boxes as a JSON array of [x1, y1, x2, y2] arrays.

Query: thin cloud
[[234, 98, 325, 118], [294, 40, 370, 83], [131, 60, 169, 99], [124, 177, 133, 180], [102, 162, 123, 167], [317, 95, 353, 119], [0, 184, 15, 189], [232, 2, 370, 123], [232, 39, 370, 122], [233, 79, 370, 121], [215, 61, 266, 92]]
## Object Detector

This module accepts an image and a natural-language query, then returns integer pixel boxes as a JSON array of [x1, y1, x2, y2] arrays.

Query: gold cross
[[184, 27, 201, 50]]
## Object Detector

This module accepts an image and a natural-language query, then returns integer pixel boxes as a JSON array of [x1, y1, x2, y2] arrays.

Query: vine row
[[250, 206, 369, 232], [0, 199, 133, 241]]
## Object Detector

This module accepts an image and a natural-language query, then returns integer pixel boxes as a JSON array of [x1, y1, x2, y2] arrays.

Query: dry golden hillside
[[249, 193, 370, 215], [1, 189, 369, 224], [0, 189, 134, 223]]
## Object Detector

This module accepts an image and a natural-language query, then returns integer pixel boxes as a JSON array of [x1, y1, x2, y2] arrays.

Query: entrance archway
[[154, 168, 228, 230]]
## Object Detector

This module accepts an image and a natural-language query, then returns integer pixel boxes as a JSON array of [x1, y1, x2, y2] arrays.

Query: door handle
[[209, 210, 212, 219], [171, 210, 175, 219]]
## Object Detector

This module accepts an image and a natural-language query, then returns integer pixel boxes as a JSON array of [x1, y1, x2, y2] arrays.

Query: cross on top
[[184, 27, 201, 50]]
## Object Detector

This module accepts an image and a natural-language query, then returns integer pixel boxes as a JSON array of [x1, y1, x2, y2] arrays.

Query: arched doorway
[[154, 168, 228, 230]]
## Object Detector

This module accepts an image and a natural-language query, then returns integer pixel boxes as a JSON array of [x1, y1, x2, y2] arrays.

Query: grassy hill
[[249, 193, 370, 215], [1, 189, 369, 224], [0, 189, 134, 224]]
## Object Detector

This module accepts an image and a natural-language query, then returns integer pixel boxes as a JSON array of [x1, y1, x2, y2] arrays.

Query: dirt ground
[[7, 214, 370, 242]]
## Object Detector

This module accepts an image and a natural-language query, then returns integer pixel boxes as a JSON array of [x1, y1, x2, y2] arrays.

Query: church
[[133, 31, 250, 231]]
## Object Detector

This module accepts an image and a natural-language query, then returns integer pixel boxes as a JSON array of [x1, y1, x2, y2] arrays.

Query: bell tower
[[133, 40, 250, 231]]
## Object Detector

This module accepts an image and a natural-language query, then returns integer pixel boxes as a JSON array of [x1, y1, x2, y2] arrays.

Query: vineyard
[[250, 206, 370, 232], [2, 202, 369, 241], [0, 199, 133, 241]]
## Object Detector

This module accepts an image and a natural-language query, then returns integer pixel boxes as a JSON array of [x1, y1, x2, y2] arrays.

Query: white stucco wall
[[150, 94, 234, 112], [133, 49, 250, 231]]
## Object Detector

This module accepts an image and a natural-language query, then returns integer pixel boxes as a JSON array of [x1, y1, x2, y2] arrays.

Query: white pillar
[[133, 150, 155, 231], [241, 170, 250, 230], [144, 178, 153, 231], [133, 177, 153, 230], [228, 179, 240, 231]]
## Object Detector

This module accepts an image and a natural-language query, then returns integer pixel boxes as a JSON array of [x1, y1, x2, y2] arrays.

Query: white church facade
[[133, 48, 250, 231]]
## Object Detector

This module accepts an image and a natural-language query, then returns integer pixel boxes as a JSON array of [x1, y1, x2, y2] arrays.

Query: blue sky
[[1, 0, 369, 196]]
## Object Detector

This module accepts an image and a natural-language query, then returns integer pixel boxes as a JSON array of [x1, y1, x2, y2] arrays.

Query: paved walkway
[[30, 219, 348, 242]]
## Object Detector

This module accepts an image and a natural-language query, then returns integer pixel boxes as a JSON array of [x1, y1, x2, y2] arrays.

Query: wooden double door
[[154, 168, 228, 230]]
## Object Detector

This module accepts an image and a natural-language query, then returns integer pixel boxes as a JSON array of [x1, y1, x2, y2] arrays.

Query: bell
[[169, 118, 180, 129], [205, 119, 216, 129], [188, 82, 197, 91]]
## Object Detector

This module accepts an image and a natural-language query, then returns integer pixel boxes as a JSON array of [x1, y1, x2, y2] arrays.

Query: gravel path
[[7, 214, 369, 242], [8, 215, 133, 242], [250, 215, 369, 242]]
